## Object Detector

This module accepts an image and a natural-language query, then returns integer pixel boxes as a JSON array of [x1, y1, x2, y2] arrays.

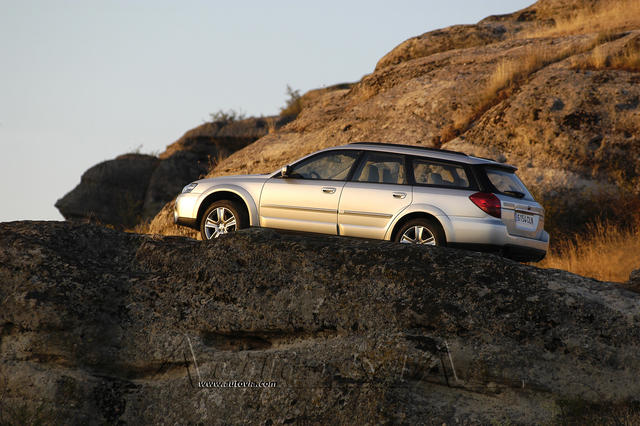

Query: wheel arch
[[196, 189, 254, 228], [387, 209, 452, 244]]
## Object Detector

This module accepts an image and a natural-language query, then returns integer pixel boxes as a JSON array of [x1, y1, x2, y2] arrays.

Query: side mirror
[[281, 165, 292, 178]]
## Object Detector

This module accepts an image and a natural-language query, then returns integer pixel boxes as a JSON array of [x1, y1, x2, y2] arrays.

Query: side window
[[412, 158, 470, 188], [289, 150, 359, 180], [352, 152, 407, 184]]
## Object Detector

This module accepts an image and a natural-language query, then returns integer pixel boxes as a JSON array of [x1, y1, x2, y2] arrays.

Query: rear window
[[412, 159, 470, 188], [485, 168, 533, 200]]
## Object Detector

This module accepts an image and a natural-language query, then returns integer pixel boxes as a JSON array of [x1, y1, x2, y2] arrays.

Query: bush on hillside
[[280, 85, 303, 117]]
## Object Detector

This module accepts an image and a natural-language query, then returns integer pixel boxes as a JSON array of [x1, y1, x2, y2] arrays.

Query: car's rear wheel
[[395, 219, 445, 246], [200, 200, 247, 240]]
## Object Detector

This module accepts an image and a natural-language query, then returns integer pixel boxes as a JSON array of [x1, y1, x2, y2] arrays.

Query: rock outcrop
[[374, 0, 617, 71], [1, 221, 639, 424], [55, 154, 160, 227], [56, 116, 290, 228], [375, 23, 512, 71]]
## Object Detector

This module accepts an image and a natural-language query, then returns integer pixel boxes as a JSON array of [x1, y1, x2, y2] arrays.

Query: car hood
[[194, 173, 272, 187]]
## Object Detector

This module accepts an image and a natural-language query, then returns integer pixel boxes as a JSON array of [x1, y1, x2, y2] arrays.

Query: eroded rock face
[[375, 23, 510, 71], [376, 0, 606, 70], [1, 221, 639, 424], [56, 117, 286, 228], [55, 154, 160, 228]]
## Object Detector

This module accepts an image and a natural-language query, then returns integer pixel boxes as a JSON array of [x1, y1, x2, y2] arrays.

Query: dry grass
[[523, 0, 640, 39], [574, 39, 640, 72], [611, 43, 640, 71], [484, 45, 559, 100], [538, 221, 640, 283], [472, 43, 578, 124], [437, 42, 589, 144], [125, 220, 152, 235]]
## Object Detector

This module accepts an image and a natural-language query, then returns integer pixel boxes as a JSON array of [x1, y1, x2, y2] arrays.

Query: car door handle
[[393, 192, 407, 199], [322, 187, 336, 194]]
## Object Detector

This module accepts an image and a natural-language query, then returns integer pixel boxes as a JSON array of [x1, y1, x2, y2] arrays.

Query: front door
[[259, 150, 360, 235]]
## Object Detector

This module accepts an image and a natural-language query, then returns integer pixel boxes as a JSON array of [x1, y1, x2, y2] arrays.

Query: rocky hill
[[147, 0, 640, 237], [1, 221, 639, 424]]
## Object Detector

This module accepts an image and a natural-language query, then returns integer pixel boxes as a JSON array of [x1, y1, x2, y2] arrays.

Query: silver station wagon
[[175, 142, 549, 261]]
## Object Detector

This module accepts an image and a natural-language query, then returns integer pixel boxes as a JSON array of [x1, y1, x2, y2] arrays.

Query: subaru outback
[[174, 142, 549, 261]]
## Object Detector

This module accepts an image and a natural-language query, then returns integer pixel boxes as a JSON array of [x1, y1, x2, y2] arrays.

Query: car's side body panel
[[259, 177, 345, 235], [338, 181, 412, 239], [175, 176, 267, 227], [383, 202, 453, 241]]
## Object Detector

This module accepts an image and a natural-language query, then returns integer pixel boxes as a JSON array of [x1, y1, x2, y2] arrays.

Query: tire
[[200, 200, 247, 240], [394, 218, 445, 246]]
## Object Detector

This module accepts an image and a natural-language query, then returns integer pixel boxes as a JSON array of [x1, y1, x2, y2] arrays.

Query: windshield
[[485, 167, 533, 200]]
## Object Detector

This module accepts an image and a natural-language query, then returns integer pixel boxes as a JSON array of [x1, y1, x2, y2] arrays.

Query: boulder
[[55, 153, 159, 228], [1, 221, 639, 424]]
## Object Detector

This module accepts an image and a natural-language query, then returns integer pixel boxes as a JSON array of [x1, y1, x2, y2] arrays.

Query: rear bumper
[[505, 229, 549, 257], [446, 216, 549, 262], [448, 242, 547, 262], [503, 244, 547, 262]]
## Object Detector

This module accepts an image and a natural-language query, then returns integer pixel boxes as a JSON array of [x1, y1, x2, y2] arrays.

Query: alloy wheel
[[400, 225, 436, 245], [204, 207, 237, 239]]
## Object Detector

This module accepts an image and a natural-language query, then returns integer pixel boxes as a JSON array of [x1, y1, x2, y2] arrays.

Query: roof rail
[[348, 142, 468, 157]]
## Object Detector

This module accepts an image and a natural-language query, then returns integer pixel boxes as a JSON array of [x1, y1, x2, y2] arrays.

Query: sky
[[0, 0, 533, 222]]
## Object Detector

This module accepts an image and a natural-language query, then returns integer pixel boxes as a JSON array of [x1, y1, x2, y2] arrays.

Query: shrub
[[279, 85, 303, 117], [209, 109, 246, 123]]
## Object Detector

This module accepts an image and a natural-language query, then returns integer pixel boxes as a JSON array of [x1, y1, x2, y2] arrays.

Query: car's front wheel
[[395, 218, 445, 246], [200, 200, 247, 240]]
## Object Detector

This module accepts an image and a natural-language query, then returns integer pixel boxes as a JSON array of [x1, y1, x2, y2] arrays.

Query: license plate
[[515, 212, 537, 230]]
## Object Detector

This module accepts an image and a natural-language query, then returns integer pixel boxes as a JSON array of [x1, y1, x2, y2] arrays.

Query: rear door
[[338, 151, 412, 239], [259, 150, 360, 235], [484, 167, 545, 239]]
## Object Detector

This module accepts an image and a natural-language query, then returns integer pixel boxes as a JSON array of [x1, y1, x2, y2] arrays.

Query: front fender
[[197, 184, 260, 226], [384, 203, 454, 241]]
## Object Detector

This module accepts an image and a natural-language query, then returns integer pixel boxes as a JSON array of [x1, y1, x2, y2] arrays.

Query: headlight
[[182, 183, 198, 194]]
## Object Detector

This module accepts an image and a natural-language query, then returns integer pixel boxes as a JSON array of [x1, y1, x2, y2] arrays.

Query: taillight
[[469, 192, 501, 218]]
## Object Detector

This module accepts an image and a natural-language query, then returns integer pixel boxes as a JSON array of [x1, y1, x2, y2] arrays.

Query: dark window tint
[[352, 152, 407, 184], [485, 168, 533, 199], [290, 150, 359, 180], [412, 159, 470, 188]]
